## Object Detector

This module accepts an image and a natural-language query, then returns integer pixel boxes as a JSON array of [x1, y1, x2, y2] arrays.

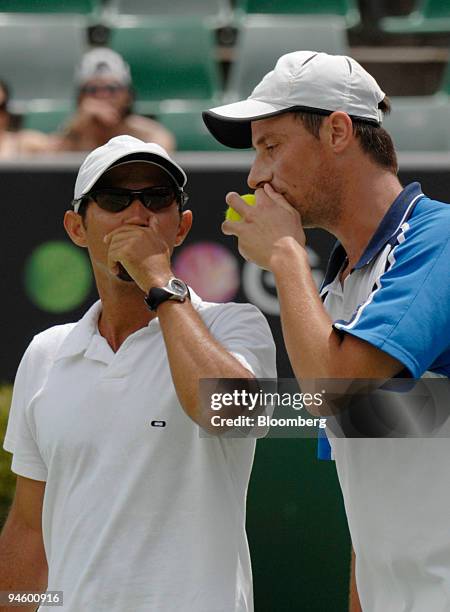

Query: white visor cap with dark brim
[[74, 135, 187, 200], [203, 50, 386, 149]]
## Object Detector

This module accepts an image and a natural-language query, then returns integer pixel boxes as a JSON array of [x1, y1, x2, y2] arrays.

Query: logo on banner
[[242, 247, 324, 315]]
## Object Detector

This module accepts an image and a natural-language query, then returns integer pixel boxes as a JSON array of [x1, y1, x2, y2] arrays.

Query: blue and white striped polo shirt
[[318, 182, 450, 612], [318, 181, 450, 459], [323, 181, 450, 379]]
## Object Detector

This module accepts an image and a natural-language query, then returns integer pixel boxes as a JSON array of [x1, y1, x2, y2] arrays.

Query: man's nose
[[122, 197, 151, 223], [247, 157, 271, 190]]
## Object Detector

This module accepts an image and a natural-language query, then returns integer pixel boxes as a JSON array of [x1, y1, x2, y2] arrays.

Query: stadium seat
[[0, 16, 87, 108], [226, 15, 348, 101], [0, 0, 100, 14], [382, 0, 450, 34], [439, 59, 450, 95], [109, 19, 221, 103], [382, 95, 450, 151], [105, 0, 231, 21], [22, 107, 72, 133], [237, 0, 359, 26], [156, 106, 230, 151]]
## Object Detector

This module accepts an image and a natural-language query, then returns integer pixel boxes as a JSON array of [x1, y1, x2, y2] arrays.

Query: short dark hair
[[0, 79, 9, 103], [294, 97, 398, 174], [77, 198, 89, 224], [0, 79, 10, 113]]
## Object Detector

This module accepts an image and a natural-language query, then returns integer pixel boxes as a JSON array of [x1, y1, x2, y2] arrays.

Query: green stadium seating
[[156, 107, 230, 151], [439, 59, 450, 95], [130, 100, 163, 118], [0, 0, 99, 14], [226, 15, 348, 101], [106, 0, 231, 19], [422, 0, 450, 19], [382, 0, 450, 33], [0, 16, 87, 106], [109, 19, 221, 103], [382, 94, 450, 151], [237, 0, 359, 26], [22, 107, 72, 133]]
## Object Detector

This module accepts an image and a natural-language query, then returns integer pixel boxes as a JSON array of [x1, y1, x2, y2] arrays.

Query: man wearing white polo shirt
[[203, 51, 450, 611], [0, 136, 276, 611]]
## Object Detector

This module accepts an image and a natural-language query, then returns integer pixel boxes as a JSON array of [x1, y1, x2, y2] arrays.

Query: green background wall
[[248, 439, 350, 611]]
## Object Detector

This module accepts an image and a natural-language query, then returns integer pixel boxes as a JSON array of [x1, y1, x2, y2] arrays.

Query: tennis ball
[[225, 193, 256, 221]]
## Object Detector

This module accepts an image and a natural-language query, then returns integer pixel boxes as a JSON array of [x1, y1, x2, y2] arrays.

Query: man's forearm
[[0, 512, 48, 611], [270, 238, 340, 379], [270, 238, 402, 380], [157, 299, 254, 428]]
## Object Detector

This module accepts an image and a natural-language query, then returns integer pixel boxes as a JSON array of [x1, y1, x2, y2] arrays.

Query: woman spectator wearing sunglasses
[[55, 48, 175, 153]]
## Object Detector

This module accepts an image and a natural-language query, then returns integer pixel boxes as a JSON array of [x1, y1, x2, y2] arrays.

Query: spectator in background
[[0, 79, 52, 158], [55, 48, 175, 152]]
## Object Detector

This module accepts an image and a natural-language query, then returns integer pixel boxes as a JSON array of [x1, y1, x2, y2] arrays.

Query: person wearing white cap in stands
[[55, 48, 175, 152], [0, 135, 276, 611], [204, 51, 450, 612]]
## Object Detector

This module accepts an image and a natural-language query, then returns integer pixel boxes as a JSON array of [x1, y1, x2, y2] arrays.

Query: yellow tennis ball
[[225, 193, 256, 221]]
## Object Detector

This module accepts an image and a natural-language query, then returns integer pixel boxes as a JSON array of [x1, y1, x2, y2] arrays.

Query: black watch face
[[169, 279, 187, 295]]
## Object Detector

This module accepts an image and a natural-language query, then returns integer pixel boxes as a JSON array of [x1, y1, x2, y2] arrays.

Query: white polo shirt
[[4, 290, 277, 612], [321, 183, 450, 611]]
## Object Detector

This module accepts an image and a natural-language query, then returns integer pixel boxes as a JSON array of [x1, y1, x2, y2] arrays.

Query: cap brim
[[108, 153, 185, 189], [79, 151, 187, 199], [202, 99, 290, 149]]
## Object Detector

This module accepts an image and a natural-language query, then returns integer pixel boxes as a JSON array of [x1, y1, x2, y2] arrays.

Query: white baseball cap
[[73, 135, 187, 204], [203, 50, 386, 149], [76, 47, 131, 86]]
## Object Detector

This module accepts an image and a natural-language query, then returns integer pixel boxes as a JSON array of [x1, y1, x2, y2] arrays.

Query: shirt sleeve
[[3, 341, 48, 481], [210, 302, 277, 379], [317, 429, 333, 460], [334, 220, 450, 378]]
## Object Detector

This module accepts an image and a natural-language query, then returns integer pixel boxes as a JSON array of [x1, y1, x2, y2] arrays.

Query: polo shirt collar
[[353, 181, 423, 269], [321, 182, 424, 289], [54, 288, 203, 361], [55, 300, 103, 361]]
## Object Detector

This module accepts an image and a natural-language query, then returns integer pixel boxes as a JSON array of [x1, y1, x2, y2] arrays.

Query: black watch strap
[[144, 281, 190, 312], [145, 288, 171, 311]]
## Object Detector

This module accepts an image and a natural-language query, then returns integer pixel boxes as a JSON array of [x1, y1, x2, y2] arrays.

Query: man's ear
[[174, 210, 193, 247], [324, 111, 354, 153], [64, 210, 88, 247]]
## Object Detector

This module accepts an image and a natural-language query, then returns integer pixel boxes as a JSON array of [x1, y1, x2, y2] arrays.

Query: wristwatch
[[144, 278, 190, 311]]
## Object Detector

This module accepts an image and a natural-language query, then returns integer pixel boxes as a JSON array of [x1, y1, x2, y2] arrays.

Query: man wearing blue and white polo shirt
[[203, 51, 450, 611], [0, 136, 276, 611]]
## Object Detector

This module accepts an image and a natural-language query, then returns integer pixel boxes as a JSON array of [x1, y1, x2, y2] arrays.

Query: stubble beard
[[298, 166, 344, 231]]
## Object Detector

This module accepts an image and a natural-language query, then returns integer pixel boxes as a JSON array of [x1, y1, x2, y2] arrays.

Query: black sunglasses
[[72, 186, 188, 214], [81, 84, 126, 95]]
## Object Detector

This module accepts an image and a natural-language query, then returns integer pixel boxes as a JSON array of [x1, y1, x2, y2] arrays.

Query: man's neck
[[332, 168, 403, 273], [96, 280, 156, 352]]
